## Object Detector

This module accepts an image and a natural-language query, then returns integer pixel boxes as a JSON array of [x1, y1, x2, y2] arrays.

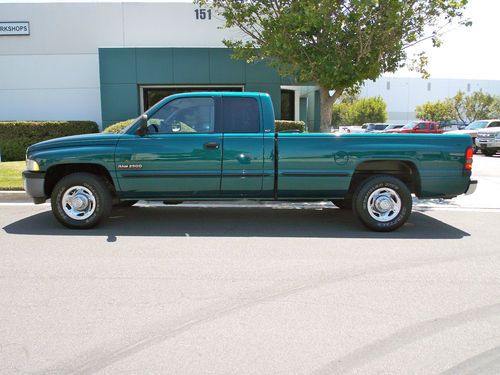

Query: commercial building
[[1, 1, 500, 129]]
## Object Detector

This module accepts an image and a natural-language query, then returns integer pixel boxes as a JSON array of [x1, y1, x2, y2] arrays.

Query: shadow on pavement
[[3, 205, 469, 240]]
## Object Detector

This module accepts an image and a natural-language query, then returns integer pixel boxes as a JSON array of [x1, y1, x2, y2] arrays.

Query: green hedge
[[0, 121, 98, 161], [275, 120, 306, 132], [103, 119, 135, 134]]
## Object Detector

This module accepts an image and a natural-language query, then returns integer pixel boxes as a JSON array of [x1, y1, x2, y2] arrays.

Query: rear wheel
[[353, 175, 412, 232], [51, 173, 112, 229]]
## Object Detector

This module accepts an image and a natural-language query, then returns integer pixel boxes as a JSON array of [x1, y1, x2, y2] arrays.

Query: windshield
[[465, 121, 488, 130], [402, 121, 417, 129], [120, 117, 140, 134]]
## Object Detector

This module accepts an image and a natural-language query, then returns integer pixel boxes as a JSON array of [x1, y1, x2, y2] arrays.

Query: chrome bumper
[[465, 179, 478, 195]]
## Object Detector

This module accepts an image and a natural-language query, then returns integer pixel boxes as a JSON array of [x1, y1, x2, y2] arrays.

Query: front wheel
[[353, 175, 412, 232], [483, 149, 496, 157], [51, 173, 112, 229]]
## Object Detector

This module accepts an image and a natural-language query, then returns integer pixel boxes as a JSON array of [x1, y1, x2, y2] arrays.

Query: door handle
[[204, 142, 220, 150]]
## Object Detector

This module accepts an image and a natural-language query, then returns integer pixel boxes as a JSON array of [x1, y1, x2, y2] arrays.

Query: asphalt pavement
[[0, 154, 499, 374]]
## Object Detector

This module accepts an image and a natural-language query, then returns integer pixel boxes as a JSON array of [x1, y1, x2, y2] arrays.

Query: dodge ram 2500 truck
[[23, 92, 477, 231]]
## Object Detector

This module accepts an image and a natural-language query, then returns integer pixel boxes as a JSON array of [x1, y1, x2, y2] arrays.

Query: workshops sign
[[0, 22, 30, 36]]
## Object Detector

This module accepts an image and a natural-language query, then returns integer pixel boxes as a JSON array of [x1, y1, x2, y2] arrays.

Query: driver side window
[[147, 97, 215, 134]]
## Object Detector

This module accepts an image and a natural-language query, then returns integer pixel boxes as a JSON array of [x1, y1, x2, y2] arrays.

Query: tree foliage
[[451, 90, 498, 123], [332, 96, 388, 127], [415, 91, 500, 123], [415, 100, 454, 122], [196, 0, 470, 131]]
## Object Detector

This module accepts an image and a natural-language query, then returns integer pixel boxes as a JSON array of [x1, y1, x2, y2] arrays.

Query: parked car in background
[[363, 123, 390, 133], [476, 127, 500, 156], [447, 119, 500, 153], [385, 121, 443, 134], [438, 120, 468, 131], [383, 124, 404, 132]]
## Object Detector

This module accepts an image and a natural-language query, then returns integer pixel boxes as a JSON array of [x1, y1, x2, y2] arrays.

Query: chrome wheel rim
[[367, 187, 401, 222], [61, 185, 96, 220]]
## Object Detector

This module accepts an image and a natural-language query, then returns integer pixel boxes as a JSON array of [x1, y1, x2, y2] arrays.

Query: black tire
[[483, 149, 496, 157], [114, 200, 138, 207], [353, 175, 412, 232], [331, 199, 352, 210], [51, 172, 112, 229]]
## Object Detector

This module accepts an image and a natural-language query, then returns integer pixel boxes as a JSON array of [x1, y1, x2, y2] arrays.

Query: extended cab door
[[115, 96, 222, 198], [220, 96, 264, 196]]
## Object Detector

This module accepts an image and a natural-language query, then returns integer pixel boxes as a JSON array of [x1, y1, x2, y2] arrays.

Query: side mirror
[[135, 114, 148, 136]]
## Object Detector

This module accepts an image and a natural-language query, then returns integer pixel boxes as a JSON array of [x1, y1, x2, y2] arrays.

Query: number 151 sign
[[194, 8, 212, 20]]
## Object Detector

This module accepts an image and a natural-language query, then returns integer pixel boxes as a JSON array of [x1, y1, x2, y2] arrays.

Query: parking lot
[[1, 154, 499, 374]]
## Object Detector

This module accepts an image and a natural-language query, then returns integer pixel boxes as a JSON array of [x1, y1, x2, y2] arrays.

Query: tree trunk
[[319, 86, 343, 133]]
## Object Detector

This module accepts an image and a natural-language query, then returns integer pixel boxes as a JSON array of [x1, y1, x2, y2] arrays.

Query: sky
[[389, 0, 500, 80], [2, 0, 498, 80]]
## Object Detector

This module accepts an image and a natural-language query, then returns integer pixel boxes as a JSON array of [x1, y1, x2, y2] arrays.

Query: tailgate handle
[[204, 142, 220, 150]]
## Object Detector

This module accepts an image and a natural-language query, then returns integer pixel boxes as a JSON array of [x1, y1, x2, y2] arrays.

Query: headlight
[[496, 132, 500, 139], [26, 159, 40, 172]]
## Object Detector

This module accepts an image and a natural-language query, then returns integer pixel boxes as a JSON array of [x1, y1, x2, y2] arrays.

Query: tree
[[489, 97, 500, 119], [196, 0, 470, 132], [415, 100, 454, 122], [332, 96, 388, 127], [451, 90, 497, 123]]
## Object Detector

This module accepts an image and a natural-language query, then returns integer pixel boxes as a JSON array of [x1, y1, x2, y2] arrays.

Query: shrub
[[332, 96, 388, 127], [103, 119, 135, 134], [0, 121, 98, 161], [275, 120, 306, 132]]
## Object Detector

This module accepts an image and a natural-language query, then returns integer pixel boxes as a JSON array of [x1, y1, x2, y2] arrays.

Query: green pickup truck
[[23, 92, 477, 231]]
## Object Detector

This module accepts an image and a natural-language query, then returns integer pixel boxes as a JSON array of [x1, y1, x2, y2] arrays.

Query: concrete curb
[[0, 190, 31, 202]]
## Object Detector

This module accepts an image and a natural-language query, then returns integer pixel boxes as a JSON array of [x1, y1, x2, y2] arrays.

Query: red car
[[385, 121, 444, 134]]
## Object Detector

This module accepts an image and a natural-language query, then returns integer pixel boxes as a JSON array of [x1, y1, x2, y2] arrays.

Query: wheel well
[[44, 163, 116, 197], [348, 160, 420, 196]]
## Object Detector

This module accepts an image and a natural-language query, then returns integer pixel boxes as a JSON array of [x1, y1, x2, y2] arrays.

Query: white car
[[447, 119, 500, 153], [476, 127, 500, 156]]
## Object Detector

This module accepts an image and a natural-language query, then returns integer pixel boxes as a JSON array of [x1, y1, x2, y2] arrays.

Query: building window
[[386, 81, 391, 90], [280, 89, 295, 120], [142, 86, 243, 111], [427, 82, 431, 91]]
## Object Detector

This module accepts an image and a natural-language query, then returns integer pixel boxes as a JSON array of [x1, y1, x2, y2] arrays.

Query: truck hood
[[28, 133, 122, 153], [477, 128, 500, 134]]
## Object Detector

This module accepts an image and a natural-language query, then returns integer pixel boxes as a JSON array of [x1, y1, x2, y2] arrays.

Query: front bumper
[[23, 171, 47, 204], [465, 179, 478, 195], [476, 138, 500, 150]]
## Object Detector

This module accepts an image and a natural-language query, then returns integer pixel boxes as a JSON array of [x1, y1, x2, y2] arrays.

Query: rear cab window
[[222, 97, 261, 133]]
